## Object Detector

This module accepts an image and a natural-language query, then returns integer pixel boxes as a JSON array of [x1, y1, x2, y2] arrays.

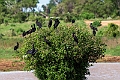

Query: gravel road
[[0, 63, 120, 80], [86, 63, 120, 80], [0, 71, 38, 80]]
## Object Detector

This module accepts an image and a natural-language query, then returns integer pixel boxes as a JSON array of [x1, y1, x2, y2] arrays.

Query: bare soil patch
[[0, 56, 120, 71], [85, 20, 120, 27], [97, 56, 120, 62], [0, 59, 25, 71]]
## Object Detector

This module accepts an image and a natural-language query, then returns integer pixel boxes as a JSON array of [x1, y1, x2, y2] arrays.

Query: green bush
[[13, 13, 27, 23], [105, 23, 119, 37], [79, 12, 95, 19], [92, 20, 101, 27], [63, 13, 75, 22], [20, 24, 106, 80]]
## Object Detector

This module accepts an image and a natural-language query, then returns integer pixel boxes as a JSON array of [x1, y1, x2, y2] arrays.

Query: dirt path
[[85, 20, 120, 27]]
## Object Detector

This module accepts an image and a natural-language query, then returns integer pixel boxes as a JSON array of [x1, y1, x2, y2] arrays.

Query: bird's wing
[[26, 50, 32, 54]]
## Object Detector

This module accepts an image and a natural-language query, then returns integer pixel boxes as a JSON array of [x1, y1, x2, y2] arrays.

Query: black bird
[[53, 19, 60, 29], [72, 32, 78, 44], [44, 36, 52, 47], [90, 23, 98, 31], [32, 24, 36, 32], [26, 44, 38, 55], [92, 27, 98, 31], [71, 19, 75, 23], [36, 19, 42, 28], [48, 18, 52, 28], [14, 42, 19, 51], [90, 23, 93, 29], [93, 30, 96, 36], [25, 25, 33, 35], [22, 31, 26, 37]]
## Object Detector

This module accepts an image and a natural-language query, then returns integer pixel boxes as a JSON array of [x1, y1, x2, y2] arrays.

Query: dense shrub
[[14, 13, 27, 23], [20, 24, 106, 80], [105, 23, 119, 37], [79, 12, 95, 19], [92, 20, 102, 27]]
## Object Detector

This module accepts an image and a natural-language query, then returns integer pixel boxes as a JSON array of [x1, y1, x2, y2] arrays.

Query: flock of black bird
[[14, 19, 98, 55]]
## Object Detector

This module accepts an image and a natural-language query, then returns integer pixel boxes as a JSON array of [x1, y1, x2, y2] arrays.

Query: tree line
[[0, 0, 120, 24], [43, 0, 120, 19]]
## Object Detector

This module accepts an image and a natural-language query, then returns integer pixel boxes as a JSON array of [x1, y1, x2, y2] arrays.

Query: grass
[[0, 21, 31, 59], [105, 45, 120, 56], [0, 38, 23, 59]]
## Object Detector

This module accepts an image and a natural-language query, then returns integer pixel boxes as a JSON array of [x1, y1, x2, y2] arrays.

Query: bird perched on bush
[[90, 23, 98, 30], [44, 36, 52, 47], [93, 30, 96, 36], [53, 19, 60, 29], [72, 32, 78, 44], [90, 23, 98, 36], [90, 23, 93, 29], [26, 44, 38, 55], [14, 42, 19, 51], [48, 18, 52, 28], [31, 24, 36, 32], [36, 19, 42, 28]]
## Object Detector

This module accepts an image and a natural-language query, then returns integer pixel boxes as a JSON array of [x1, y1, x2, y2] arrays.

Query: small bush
[[92, 20, 102, 27], [105, 23, 119, 37], [79, 12, 95, 19], [20, 24, 106, 80]]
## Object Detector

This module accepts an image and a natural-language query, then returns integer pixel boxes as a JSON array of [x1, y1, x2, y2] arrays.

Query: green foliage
[[16, 28, 24, 34], [0, 17, 4, 24], [4, 18, 9, 26], [0, 33, 4, 39], [21, 23, 106, 80], [63, 13, 74, 22], [92, 20, 102, 27], [79, 12, 95, 19], [97, 26, 107, 37], [105, 23, 119, 37], [14, 13, 27, 23]]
